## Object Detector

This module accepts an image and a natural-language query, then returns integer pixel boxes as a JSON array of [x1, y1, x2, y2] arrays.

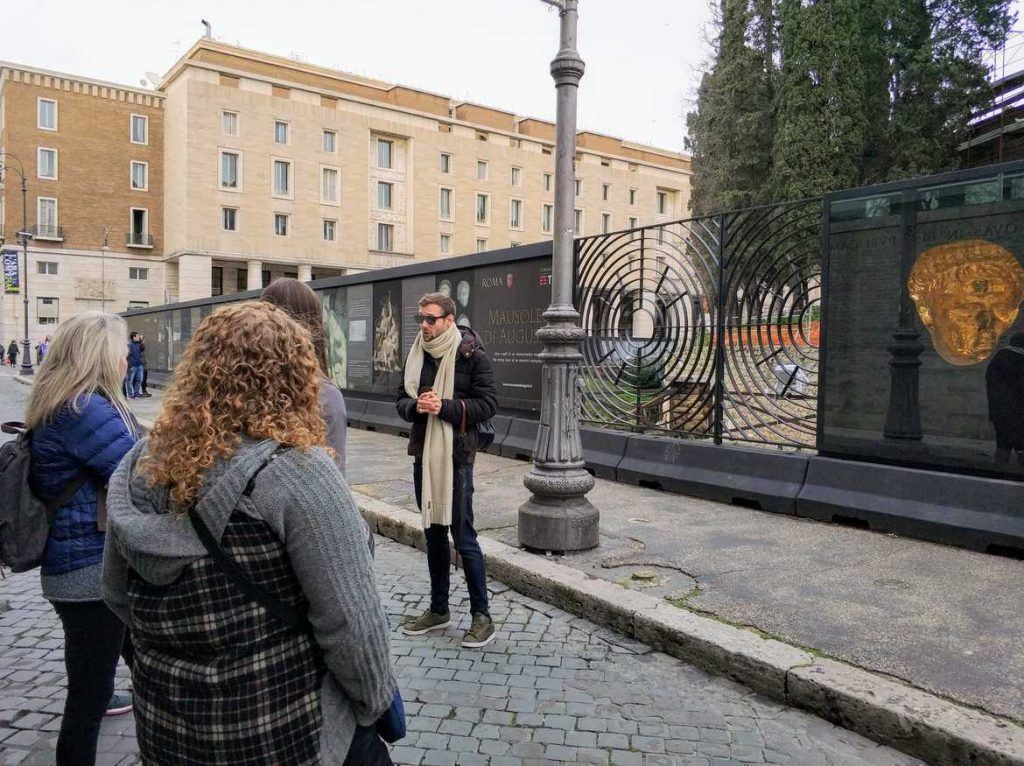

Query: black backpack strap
[[44, 474, 92, 519], [186, 447, 312, 634]]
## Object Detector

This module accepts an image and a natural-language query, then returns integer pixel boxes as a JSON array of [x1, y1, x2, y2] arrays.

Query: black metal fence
[[576, 199, 822, 448]]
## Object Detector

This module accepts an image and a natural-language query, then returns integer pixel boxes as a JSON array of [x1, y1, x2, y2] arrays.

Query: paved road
[[0, 374, 922, 765]]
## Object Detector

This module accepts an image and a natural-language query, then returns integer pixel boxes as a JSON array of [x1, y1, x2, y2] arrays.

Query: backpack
[[0, 421, 89, 573]]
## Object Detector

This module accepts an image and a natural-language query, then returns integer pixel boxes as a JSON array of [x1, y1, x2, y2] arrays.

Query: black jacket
[[986, 345, 1024, 448], [396, 327, 498, 465]]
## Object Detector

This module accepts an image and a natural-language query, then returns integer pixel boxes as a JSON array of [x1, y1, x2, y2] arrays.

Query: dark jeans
[[141, 366, 148, 394], [52, 600, 134, 766], [343, 725, 393, 766], [414, 460, 490, 618]]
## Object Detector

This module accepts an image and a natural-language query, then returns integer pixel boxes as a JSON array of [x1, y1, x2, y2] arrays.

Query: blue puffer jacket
[[30, 393, 137, 576]]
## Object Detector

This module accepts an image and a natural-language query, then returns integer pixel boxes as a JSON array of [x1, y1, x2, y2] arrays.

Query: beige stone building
[[1, 38, 690, 341]]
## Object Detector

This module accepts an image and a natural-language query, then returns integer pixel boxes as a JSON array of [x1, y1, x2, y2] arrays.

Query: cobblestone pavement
[[1, 531, 922, 766]]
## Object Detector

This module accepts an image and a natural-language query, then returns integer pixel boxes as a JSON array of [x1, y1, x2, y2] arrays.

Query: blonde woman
[[103, 302, 397, 765], [25, 311, 140, 766]]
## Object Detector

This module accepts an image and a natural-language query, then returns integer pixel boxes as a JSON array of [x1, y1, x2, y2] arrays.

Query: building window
[[323, 129, 336, 153], [37, 297, 59, 325], [377, 223, 394, 252], [511, 167, 522, 187], [476, 160, 488, 181], [127, 301, 149, 310], [37, 148, 57, 179], [37, 261, 58, 275], [131, 114, 148, 145], [657, 191, 669, 215], [476, 193, 489, 224], [128, 267, 149, 280], [440, 152, 452, 174], [439, 187, 452, 220], [262, 269, 272, 288], [220, 150, 240, 190], [575, 179, 582, 197], [321, 167, 339, 203], [377, 138, 393, 169], [542, 204, 553, 233], [274, 213, 289, 236], [602, 183, 610, 201], [629, 188, 637, 205], [236, 268, 248, 291], [222, 207, 237, 231], [37, 197, 58, 238], [543, 173, 552, 192], [440, 234, 451, 254], [323, 219, 337, 241], [273, 159, 292, 196], [211, 266, 224, 297], [274, 120, 289, 144], [222, 111, 238, 136], [38, 98, 57, 131], [574, 208, 583, 236], [476, 238, 487, 253], [629, 216, 639, 229], [131, 161, 147, 191], [378, 181, 393, 210], [509, 199, 522, 229], [602, 213, 611, 234], [129, 208, 149, 245]]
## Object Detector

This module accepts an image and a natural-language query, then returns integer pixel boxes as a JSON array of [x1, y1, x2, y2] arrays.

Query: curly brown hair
[[141, 301, 328, 512]]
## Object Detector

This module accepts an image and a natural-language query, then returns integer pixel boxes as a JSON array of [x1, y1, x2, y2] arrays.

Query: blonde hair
[[25, 311, 136, 433], [140, 301, 327, 513]]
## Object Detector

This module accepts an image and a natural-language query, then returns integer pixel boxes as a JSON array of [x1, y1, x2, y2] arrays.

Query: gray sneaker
[[461, 613, 496, 648], [401, 609, 451, 636]]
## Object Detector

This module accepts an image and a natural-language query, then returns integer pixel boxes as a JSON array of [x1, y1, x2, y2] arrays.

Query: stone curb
[[353, 490, 1024, 766]]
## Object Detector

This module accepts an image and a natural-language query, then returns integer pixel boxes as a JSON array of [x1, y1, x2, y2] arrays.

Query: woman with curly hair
[[102, 301, 397, 765]]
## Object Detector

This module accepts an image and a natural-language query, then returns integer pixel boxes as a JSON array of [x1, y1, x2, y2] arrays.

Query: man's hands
[[416, 390, 443, 416]]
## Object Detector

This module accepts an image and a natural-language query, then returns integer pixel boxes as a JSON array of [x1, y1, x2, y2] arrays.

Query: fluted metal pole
[[518, 0, 599, 552]]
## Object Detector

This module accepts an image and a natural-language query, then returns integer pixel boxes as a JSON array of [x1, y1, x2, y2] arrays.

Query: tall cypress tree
[[686, 0, 776, 215], [770, 0, 867, 201]]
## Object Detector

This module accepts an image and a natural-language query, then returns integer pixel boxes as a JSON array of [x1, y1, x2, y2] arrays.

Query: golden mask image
[[907, 239, 1024, 366]]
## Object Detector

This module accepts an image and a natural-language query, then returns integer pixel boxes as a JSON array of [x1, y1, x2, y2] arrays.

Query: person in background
[[7, 339, 18, 367], [103, 301, 396, 765], [24, 311, 140, 765], [124, 332, 144, 399], [138, 333, 152, 398], [261, 277, 347, 473], [986, 332, 1024, 466], [396, 292, 499, 648]]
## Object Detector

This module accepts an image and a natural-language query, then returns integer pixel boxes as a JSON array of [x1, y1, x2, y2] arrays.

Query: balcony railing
[[31, 224, 63, 241], [126, 232, 154, 248]]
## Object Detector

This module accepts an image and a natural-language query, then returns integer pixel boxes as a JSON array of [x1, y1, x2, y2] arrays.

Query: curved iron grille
[[575, 199, 821, 448]]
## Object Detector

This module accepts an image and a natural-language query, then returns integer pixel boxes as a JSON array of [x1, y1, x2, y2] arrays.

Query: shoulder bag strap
[[44, 474, 92, 519], [459, 399, 467, 435], [186, 448, 312, 635]]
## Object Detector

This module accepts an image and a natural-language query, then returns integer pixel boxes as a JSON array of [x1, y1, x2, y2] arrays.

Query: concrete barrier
[[617, 435, 809, 514]]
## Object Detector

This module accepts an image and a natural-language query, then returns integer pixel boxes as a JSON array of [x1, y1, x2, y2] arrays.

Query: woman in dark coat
[[25, 311, 140, 764], [986, 332, 1024, 465], [7, 340, 18, 367]]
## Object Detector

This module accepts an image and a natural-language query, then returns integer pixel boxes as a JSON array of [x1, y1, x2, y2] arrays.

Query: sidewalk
[[43, 381, 1024, 763]]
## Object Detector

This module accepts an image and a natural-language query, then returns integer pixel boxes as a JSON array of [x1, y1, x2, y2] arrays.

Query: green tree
[[686, 0, 777, 215], [770, 0, 868, 201]]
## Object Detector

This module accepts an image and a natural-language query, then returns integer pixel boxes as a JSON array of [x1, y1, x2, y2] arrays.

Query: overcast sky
[[6, 1, 1024, 154], [3, 0, 714, 153]]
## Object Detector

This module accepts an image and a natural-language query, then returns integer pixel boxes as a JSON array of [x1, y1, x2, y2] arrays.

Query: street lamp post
[[518, 0, 599, 552], [0, 153, 34, 376]]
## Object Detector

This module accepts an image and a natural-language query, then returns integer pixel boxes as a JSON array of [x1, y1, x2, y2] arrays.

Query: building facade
[[1, 38, 691, 342]]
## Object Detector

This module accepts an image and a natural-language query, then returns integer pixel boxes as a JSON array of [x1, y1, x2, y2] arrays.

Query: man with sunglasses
[[397, 292, 498, 648]]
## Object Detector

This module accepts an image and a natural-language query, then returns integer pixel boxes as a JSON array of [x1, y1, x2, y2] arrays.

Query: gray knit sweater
[[102, 437, 396, 762]]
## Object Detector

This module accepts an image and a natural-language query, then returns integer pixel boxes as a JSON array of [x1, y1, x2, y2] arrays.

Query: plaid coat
[[126, 511, 326, 764]]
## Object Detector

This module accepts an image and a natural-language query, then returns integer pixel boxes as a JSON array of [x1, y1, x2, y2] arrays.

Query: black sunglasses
[[414, 313, 450, 326]]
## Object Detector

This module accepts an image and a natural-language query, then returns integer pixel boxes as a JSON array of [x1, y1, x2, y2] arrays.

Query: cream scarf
[[404, 323, 462, 528]]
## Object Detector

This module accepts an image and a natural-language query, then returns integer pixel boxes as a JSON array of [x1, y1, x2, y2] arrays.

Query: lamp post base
[[518, 491, 600, 553]]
